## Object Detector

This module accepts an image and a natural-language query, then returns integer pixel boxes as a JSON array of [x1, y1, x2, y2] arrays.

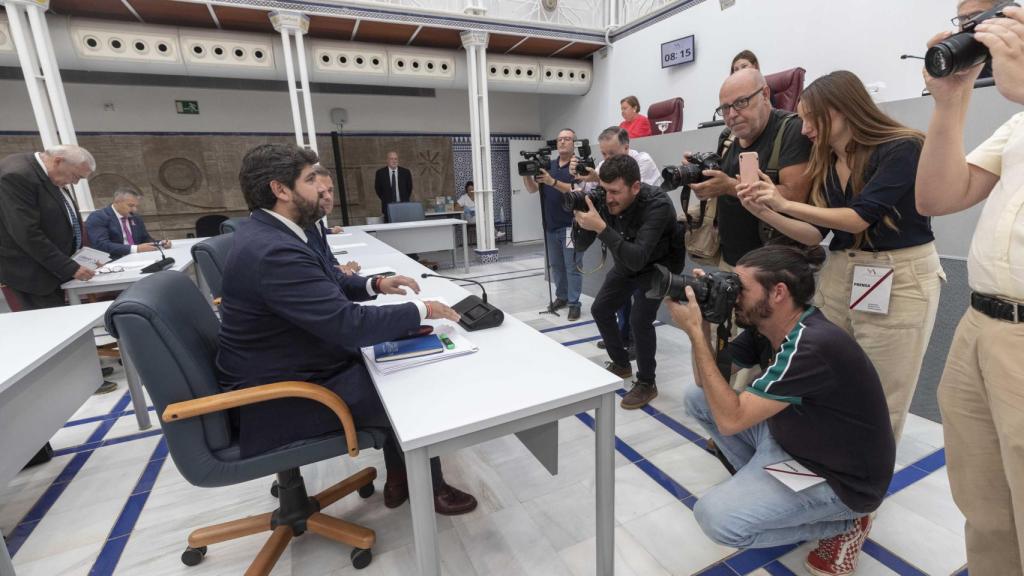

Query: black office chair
[[191, 233, 234, 302], [104, 271, 385, 573], [219, 217, 248, 235], [386, 202, 425, 223], [195, 215, 228, 238]]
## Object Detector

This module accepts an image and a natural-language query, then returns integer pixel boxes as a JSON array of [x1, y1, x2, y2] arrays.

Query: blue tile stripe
[[88, 438, 170, 576], [64, 406, 156, 428], [861, 540, 930, 576], [6, 392, 133, 558], [53, 429, 164, 458], [539, 319, 596, 334], [472, 272, 545, 286]]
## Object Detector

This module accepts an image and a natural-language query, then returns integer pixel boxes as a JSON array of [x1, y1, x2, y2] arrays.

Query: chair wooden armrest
[[212, 297, 222, 306], [162, 381, 360, 457]]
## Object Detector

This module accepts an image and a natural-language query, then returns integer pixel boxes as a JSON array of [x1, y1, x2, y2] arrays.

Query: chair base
[[181, 466, 377, 575]]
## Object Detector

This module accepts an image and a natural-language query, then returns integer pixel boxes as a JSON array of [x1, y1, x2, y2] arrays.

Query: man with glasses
[[953, 0, 1000, 79], [523, 128, 584, 321], [686, 68, 812, 271]]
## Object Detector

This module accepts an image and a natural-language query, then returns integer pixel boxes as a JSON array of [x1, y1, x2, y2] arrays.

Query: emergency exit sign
[[175, 100, 199, 115]]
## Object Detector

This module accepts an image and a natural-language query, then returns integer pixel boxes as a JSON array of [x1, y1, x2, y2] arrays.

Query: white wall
[[541, 0, 955, 139], [0, 80, 541, 135]]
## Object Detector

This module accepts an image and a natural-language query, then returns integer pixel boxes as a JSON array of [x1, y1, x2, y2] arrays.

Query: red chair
[[646, 98, 684, 134], [765, 67, 806, 113]]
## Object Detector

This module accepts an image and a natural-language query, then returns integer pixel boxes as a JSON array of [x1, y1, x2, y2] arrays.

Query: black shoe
[[95, 380, 119, 395], [23, 443, 53, 468], [704, 439, 737, 475], [548, 298, 568, 312], [567, 305, 581, 321], [101, 366, 114, 377], [596, 340, 607, 350]]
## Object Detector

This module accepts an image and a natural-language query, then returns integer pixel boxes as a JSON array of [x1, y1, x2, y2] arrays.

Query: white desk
[[61, 238, 204, 305], [0, 302, 110, 576], [343, 233, 621, 576], [345, 219, 470, 273]]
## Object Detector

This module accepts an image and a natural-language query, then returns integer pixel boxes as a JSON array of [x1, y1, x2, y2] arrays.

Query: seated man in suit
[[310, 166, 359, 277], [218, 144, 477, 515], [85, 188, 170, 258], [373, 151, 412, 223]]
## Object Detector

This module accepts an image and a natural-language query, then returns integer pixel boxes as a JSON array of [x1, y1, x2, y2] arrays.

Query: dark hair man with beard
[[667, 244, 895, 575]]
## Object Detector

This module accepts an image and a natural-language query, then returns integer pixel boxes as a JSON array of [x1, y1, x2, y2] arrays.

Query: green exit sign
[[175, 100, 200, 115]]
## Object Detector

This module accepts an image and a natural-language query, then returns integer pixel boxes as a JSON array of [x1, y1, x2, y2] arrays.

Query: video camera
[[660, 152, 724, 191], [645, 263, 741, 325], [517, 145, 552, 177], [926, 1, 1019, 78]]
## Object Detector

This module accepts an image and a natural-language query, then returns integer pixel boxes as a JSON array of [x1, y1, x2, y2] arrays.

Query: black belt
[[971, 292, 1023, 323]]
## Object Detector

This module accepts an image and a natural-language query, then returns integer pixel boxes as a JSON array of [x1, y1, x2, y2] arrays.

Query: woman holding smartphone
[[736, 70, 943, 441]]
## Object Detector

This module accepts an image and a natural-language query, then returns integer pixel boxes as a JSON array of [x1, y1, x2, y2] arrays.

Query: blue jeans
[[684, 386, 861, 548], [546, 227, 582, 307]]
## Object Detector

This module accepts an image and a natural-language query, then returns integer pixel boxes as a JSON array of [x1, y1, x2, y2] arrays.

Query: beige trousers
[[814, 242, 943, 441], [939, 306, 1024, 576]]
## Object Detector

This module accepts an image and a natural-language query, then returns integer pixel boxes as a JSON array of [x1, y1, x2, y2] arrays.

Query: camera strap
[[714, 318, 734, 381], [575, 242, 607, 275]]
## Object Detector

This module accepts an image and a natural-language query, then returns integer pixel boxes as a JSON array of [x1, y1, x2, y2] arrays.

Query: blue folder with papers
[[373, 334, 444, 362]]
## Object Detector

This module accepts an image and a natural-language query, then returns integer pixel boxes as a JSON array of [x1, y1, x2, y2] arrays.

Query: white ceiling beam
[[120, 0, 145, 23]]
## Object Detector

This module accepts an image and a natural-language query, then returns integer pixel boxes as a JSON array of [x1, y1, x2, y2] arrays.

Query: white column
[[461, 29, 496, 254], [270, 12, 314, 151]]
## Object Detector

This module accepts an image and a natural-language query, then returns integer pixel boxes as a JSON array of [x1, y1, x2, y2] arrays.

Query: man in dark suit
[[85, 189, 170, 259], [0, 145, 96, 309], [218, 144, 477, 515], [373, 150, 413, 222]]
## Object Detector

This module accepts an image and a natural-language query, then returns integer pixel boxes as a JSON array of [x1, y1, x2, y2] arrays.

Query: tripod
[[535, 177, 560, 317]]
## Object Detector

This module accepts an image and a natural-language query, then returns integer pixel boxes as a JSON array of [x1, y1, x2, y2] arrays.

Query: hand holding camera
[[662, 152, 735, 200], [646, 263, 741, 326], [572, 195, 607, 233]]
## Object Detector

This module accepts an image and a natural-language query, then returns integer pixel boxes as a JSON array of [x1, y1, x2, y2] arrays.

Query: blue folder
[[373, 334, 445, 362]]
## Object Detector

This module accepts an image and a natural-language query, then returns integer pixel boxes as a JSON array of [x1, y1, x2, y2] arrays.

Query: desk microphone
[[421, 272, 489, 304], [900, 54, 925, 60], [140, 242, 175, 274], [420, 272, 504, 331]]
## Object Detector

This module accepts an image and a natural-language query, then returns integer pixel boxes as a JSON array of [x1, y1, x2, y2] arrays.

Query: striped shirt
[[728, 308, 895, 513]]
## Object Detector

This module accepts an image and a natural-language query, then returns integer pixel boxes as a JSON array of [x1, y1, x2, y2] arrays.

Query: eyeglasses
[[96, 266, 125, 275], [951, 12, 983, 29], [714, 86, 766, 119]]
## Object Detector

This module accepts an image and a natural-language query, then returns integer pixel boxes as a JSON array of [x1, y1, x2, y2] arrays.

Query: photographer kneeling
[[572, 154, 685, 409], [671, 245, 894, 576]]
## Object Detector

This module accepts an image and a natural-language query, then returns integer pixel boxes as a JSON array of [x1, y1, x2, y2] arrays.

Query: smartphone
[[739, 151, 759, 186]]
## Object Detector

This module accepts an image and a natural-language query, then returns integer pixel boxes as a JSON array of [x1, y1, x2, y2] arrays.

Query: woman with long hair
[[737, 70, 943, 444]]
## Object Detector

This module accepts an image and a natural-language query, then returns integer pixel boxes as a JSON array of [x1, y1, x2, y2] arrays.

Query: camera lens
[[925, 31, 989, 78]]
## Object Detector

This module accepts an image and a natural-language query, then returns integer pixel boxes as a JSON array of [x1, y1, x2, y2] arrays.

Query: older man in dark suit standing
[[0, 145, 97, 309], [218, 144, 477, 515], [373, 150, 413, 222]]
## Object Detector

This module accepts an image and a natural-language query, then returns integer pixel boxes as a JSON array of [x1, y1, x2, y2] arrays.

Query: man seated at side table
[[85, 188, 170, 258], [218, 144, 477, 515]]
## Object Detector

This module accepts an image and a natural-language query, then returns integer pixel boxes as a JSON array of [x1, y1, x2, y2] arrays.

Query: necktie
[[59, 188, 82, 250], [391, 170, 399, 202], [121, 217, 135, 245]]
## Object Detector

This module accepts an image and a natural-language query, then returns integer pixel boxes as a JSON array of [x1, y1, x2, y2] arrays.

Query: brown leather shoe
[[433, 483, 477, 516], [604, 360, 633, 379], [620, 380, 657, 409], [383, 475, 409, 509]]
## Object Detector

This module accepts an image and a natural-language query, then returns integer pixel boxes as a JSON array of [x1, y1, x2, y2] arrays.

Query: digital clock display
[[660, 35, 695, 69]]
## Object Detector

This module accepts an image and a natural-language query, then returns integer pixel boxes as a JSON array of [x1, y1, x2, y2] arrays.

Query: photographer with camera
[[682, 68, 812, 269], [580, 126, 662, 359], [522, 128, 584, 320], [735, 70, 941, 444], [572, 154, 685, 409], [670, 245, 894, 576], [914, 4, 1024, 573]]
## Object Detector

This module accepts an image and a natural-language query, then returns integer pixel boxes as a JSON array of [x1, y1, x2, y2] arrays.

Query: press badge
[[565, 228, 574, 249], [850, 265, 894, 314]]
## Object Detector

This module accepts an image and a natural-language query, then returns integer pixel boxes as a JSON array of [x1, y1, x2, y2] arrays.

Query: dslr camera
[[574, 139, 597, 176], [562, 186, 607, 213], [645, 263, 741, 325], [660, 152, 724, 191], [926, 1, 1019, 78], [517, 146, 552, 177]]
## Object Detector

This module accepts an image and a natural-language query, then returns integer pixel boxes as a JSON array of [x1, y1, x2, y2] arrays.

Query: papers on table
[[363, 332, 478, 375], [763, 459, 826, 492], [72, 247, 111, 270], [95, 259, 159, 275]]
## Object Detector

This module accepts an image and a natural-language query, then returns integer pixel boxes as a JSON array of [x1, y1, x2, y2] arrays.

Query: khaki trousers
[[939, 306, 1024, 576], [814, 242, 943, 441]]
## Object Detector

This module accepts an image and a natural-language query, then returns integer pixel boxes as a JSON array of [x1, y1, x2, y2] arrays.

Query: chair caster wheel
[[358, 482, 375, 498], [270, 480, 279, 498], [351, 547, 372, 569], [181, 546, 207, 566]]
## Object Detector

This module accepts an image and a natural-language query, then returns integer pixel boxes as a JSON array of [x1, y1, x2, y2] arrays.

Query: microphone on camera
[[141, 241, 175, 273], [421, 272, 488, 304], [900, 54, 925, 60]]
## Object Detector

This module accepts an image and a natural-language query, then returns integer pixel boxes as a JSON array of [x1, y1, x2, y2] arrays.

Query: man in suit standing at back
[[0, 145, 96, 310], [85, 188, 171, 259], [374, 150, 413, 222]]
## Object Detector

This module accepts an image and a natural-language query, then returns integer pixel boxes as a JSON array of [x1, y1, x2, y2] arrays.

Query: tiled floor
[[0, 244, 968, 575]]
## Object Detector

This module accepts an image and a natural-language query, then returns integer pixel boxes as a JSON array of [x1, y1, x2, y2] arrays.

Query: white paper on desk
[[331, 243, 367, 254], [72, 247, 111, 270], [362, 332, 477, 375], [764, 459, 826, 492]]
